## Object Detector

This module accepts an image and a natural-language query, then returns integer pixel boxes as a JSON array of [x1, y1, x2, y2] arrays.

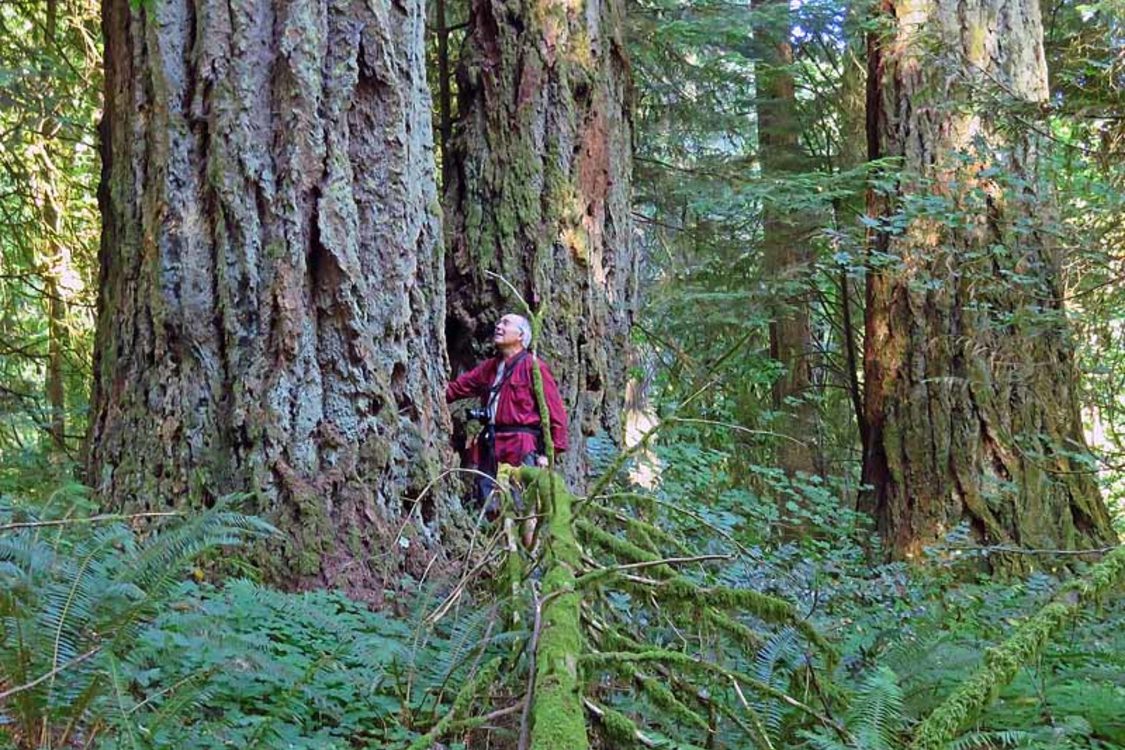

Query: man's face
[[493, 315, 524, 348]]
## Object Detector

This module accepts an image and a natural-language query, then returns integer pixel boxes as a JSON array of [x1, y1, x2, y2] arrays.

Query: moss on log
[[517, 465, 589, 750]]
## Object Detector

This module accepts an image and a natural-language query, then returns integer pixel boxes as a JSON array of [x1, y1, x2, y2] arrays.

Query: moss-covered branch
[[908, 545, 1125, 750], [516, 466, 589, 750], [576, 517, 834, 661], [582, 649, 844, 732], [406, 658, 502, 750]]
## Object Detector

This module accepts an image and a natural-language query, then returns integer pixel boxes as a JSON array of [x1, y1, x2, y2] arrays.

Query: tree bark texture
[[752, 0, 819, 476], [444, 0, 637, 482], [91, 0, 451, 597], [861, 0, 1115, 559]]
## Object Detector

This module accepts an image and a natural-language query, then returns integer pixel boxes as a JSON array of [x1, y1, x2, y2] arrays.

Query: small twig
[[668, 417, 810, 447], [605, 553, 731, 572], [425, 535, 505, 626], [584, 378, 718, 501], [931, 543, 1119, 557], [476, 700, 526, 723], [576, 554, 733, 587], [484, 270, 531, 314], [126, 668, 216, 715], [617, 573, 664, 587], [517, 584, 544, 750], [0, 511, 183, 532], [593, 493, 753, 558], [396, 466, 497, 547], [0, 647, 99, 700]]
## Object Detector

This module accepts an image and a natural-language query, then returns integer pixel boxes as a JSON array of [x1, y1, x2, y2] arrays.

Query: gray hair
[[509, 313, 533, 349]]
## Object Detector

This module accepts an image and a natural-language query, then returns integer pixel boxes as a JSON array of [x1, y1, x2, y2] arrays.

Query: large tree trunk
[[860, 0, 1115, 560], [444, 0, 637, 481], [752, 0, 819, 476], [90, 0, 451, 598]]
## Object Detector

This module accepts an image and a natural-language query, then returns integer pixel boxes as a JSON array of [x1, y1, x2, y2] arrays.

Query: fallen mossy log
[[512, 465, 589, 750], [909, 545, 1125, 750]]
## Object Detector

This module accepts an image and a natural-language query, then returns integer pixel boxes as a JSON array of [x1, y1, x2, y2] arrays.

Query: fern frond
[[947, 729, 1034, 749], [849, 666, 904, 750]]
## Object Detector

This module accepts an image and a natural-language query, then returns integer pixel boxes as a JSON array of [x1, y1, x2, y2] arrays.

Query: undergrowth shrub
[[0, 487, 272, 749], [2, 428, 1122, 750], [97, 580, 512, 749]]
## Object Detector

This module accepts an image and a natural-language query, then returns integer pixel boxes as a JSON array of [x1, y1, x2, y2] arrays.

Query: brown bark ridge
[[861, 0, 1115, 561], [444, 0, 637, 482], [752, 0, 820, 476], [91, 0, 452, 599]]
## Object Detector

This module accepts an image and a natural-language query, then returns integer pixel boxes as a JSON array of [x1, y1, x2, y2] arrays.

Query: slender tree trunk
[[90, 0, 451, 598], [40, 0, 67, 457], [860, 0, 1115, 560], [42, 198, 67, 455], [444, 0, 637, 481], [752, 0, 819, 475]]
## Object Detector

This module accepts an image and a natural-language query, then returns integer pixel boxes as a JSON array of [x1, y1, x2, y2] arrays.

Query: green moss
[[512, 468, 589, 750], [597, 705, 639, 745], [966, 23, 986, 65], [406, 658, 502, 750], [909, 545, 1125, 750], [576, 519, 668, 574], [582, 649, 824, 723], [577, 518, 833, 661], [585, 503, 692, 555], [346, 524, 362, 557], [704, 609, 767, 653], [630, 666, 709, 732]]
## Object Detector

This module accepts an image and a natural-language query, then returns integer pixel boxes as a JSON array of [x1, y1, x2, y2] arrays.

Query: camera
[[467, 407, 489, 423]]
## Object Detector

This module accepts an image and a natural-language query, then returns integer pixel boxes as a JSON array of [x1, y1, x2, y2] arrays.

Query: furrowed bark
[[91, 0, 452, 598], [860, 0, 1115, 561]]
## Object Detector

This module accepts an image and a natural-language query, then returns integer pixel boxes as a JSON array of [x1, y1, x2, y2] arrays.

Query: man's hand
[[536, 454, 549, 468]]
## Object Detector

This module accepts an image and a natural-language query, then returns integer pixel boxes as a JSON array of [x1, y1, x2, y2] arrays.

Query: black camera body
[[467, 407, 490, 423]]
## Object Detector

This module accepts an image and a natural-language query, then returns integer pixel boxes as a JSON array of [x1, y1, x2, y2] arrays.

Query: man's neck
[[499, 345, 525, 362]]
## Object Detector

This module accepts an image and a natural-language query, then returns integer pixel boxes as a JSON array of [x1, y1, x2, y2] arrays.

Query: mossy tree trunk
[[90, 0, 452, 598], [752, 0, 820, 476], [860, 0, 1115, 559], [444, 0, 637, 480]]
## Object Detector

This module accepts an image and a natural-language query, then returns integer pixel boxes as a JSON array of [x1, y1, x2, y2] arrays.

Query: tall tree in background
[[752, 0, 820, 475], [861, 0, 1116, 558], [37, 0, 68, 456], [444, 0, 637, 479], [90, 0, 450, 596]]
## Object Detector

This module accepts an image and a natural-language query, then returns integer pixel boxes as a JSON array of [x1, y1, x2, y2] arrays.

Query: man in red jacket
[[446, 313, 569, 508]]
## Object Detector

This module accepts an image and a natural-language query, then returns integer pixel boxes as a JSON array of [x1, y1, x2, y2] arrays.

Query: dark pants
[[476, 433, 537, 515]]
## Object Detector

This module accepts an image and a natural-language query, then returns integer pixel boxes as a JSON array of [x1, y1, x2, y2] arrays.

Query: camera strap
[[485, 351, 529, 423]]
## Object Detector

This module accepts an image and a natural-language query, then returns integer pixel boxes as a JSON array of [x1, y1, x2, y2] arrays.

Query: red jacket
[[446, 352, 569, 466]]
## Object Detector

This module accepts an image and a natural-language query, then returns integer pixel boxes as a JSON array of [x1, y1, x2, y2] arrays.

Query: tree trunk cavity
[[90, 0, 452, 599], [861, 0, 1115, 561], [444, 0, 637, 482]]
